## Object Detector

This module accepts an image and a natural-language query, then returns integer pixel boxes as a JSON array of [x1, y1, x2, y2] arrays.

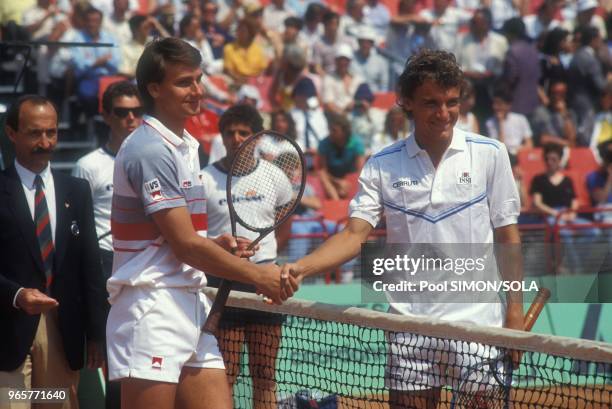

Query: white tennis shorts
[[386, 332, 503, 391], [106, 286, 225, 383]]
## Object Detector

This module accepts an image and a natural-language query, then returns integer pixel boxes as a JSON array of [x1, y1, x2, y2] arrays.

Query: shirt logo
[[144, 178, 163, 201], [393, 179, 419, 189], [182, 179, 193, 189], [458, 171, 472, 185], [152, 356, 163, 370]]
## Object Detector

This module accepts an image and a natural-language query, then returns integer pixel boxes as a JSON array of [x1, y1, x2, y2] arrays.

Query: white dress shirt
[[12, 160, 57, 308]]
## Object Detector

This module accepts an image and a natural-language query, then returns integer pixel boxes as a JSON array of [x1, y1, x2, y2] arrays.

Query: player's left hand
[[86, 340, 105, 369], [213, 233, 259, 258]]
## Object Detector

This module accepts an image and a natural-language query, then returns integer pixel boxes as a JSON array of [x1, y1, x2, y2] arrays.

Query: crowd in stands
[[1, 0, 612, 226]]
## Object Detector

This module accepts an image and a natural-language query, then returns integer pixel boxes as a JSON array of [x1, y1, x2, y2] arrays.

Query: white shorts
[[386, 332, 503, 392], [106, 286, 225, 383]]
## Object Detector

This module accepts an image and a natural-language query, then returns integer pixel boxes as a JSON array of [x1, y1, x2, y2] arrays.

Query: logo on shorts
[[182, 179, 193, 189], [144, 178, 163, 201], [458, 171, 471, 185], [152, 356, 163, 370]]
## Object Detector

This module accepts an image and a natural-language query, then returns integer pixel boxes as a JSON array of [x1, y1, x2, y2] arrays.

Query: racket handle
[[524, 287, 551, 331], [202, 280, 233, 336]]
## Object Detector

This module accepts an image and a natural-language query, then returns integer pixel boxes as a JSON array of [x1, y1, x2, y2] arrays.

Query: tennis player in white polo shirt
[[106, 38, 298, 409], [282, 49, 524, 408]]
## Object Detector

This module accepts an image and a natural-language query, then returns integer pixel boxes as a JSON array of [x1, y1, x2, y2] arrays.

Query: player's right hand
[[281, 263, 305, 287], [16, 288, 59, 315], [256, 263, 299, 304]]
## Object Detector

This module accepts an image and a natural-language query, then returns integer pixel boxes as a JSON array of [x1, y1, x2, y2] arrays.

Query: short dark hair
[[179, 13, 197, 37], [129, 14, 147, 37], [543, 142, 564, 158], [5, 95, 57, 131], [218, 104, 264, 135], [304, 3, 326, 23], [397, 49, 463, 101], [136, 38, 202, 113], [323, 10, 339, 25], [492, 85, 513, 103], [578, 25, 599, 46], [102, 81, 140, 113], [84, 6, 103, 19], [284, 16, 303, 30], [325, 111, 351, 138], [502, 17, 527, 39]]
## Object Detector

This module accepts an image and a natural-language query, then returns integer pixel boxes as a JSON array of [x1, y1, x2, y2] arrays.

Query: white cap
[[577, 0, 598, 12], [355, 25, 378, 42], [334, 43, 354, 60], [237, 85, 262, 108]]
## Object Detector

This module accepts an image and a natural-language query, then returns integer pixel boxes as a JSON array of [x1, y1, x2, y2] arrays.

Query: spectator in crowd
[[318, 111, 365, 199], [263, 0, 294, 33], [590, 81, 612, 161], [247, 1, 283, 64], [291, 77, 328, 159], [456, 79, 479, 134], [281, 16, 309, 57], [532, 81, 578, 147], [155, 3, 177, 36], [180, 12, 221, 74], [385, 0, 434, 90], [363, 0, 390, 38], [103, 0, 131, 46], [501, 17, 541, 118], [90, 0, 138, 18], [488, 0, 528, 31], [22, 0, 70, 94], [269, 44, 314, 110], [370, 105, 410, 155], [563, 0, 608, 40], [0, 95, 107, 409], [456, 7, 508, 123], [72, 6, 121, 116], [351, 24, 389, 92], [486, 85, 533, 155], [223, 17, 269, 83], [216, 0, 245, 32], [349, 83, 385, 150], [120, 15, 170, 77], [539, 27, 572, 93], [286, 0, 319, 18], [322, 43, 364, 114], [569, 25, 608, 145], [522, 0, 563, 41], [587, 140, 612, 211], [302, 2, 326, 54], [312, 10, 349, 75], [419, 0, 472, 52], [201, 1, 233, 61], [530, 143, 599, 270], [339, 0, 368, 39]]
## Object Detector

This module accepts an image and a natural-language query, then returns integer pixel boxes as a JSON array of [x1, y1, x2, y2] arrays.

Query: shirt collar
[[14, 159, 52, 189], [405, 127, 466, 158], [143, 114, 198, 149]]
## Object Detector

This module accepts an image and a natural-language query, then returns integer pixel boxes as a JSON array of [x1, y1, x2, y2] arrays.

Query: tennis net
[[204, 289, 612, 409]]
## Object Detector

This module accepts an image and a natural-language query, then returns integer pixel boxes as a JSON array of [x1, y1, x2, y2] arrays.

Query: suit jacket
[[0, 165, 108, 371]]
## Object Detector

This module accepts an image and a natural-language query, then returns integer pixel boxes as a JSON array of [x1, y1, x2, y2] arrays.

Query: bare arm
[[152, 206, 295, 302], [318, 156, 340, 200], [494, 224, 524, 331], [285, 217, 374, 281]]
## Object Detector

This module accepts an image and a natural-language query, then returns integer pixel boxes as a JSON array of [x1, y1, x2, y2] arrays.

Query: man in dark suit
[[0, 95, 108, 409]]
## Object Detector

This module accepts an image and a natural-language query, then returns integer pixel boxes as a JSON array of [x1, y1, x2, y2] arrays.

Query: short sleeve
[[353, 136, 365, 156], [275, 170, 294, 207], [349, 157, 384, 228], [530, 175, 543, 195], [124, 145, 186, 215], [487, 143, 520, 228]]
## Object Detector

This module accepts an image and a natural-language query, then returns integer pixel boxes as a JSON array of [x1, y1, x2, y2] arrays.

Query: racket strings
[[230, 133, 304, 232]]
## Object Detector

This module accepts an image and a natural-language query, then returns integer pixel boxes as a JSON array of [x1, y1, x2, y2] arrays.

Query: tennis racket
[[202, 130, 307, 335], [449, 287, 551, 409]]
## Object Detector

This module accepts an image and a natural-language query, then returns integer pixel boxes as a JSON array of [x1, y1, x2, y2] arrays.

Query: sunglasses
[[223, 129, 251, 137], [113, 107, 144, 118]]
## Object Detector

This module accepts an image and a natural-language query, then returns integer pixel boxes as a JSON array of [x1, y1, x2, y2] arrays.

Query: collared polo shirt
[[108, 115, 207, 303]]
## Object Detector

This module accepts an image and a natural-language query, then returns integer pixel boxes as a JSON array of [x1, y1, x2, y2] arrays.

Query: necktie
[[34, 175, 55, 289], [304, 110, 311, 151]]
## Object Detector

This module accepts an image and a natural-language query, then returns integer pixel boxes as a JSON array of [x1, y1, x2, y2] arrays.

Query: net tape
[[205, 289, 611, 409]]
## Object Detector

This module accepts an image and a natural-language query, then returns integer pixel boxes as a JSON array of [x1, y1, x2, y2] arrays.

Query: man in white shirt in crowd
[[351, 25, 389, 93], [419, 0, 472, 52]]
